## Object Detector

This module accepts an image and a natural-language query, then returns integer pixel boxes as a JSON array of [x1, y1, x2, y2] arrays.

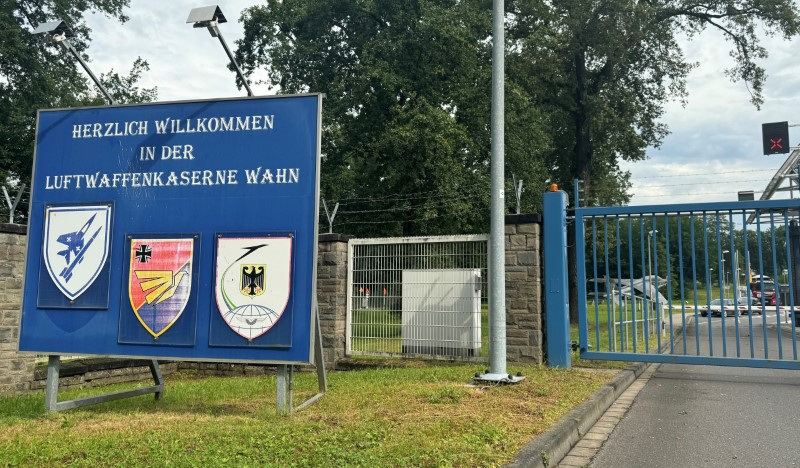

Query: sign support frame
[[276, 304, 328, 415], [44, 355, 164, 412]]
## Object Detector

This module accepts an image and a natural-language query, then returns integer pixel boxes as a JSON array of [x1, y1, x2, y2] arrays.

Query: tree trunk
[[568, 49, 593, 324]]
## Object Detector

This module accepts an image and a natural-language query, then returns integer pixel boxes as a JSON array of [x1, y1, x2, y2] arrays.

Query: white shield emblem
[[43, 205, 112, 301], [215, 236, 293, 340]]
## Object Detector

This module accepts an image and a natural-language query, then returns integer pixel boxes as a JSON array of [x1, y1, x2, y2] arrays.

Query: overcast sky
[[83, 1, 799, 206]]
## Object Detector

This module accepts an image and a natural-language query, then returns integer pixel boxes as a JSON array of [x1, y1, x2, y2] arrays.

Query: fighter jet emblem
[[54, 213, 102, 283], [43, 205, 111, 301]]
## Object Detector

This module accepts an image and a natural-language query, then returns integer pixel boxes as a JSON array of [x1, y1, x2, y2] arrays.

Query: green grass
[[577, 300, 667, 353], [351, 305, 491, 358], [0, 363, 615, 467]]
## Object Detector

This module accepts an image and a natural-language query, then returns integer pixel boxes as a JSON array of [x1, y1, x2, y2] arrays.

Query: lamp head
[[187, 5, 227, 37], [32, 20, 75, 42]]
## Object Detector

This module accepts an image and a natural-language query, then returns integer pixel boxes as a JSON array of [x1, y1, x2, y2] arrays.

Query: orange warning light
[[549, 183, 558, 192]]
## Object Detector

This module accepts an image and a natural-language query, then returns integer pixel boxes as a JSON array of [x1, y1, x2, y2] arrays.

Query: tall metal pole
[[214, 31, 254, 97], [57, 38, 116, 105], [476, 0, 521, 384], [488, 0, 506, 377]]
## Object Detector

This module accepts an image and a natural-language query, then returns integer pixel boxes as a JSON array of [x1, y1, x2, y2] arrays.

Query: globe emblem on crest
[[221, 304, 280, 340], [215, 238, 293, 342]]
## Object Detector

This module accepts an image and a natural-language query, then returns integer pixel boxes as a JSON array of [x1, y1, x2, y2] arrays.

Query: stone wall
[[0, 224, 35, 395], [0, 216, 545, 393], [505, 214, 543, 363], [317, 233, 349, 368]]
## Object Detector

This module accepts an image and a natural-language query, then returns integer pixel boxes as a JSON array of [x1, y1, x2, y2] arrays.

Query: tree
[[236, 0, 550, 237], [510, 0, 799, 203], [0, 1, 156, 203], [508, 0, 799, 321]]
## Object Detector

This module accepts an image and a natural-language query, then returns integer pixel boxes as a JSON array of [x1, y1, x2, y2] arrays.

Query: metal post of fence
[[544, 189, 571, 368], [2, 184, 25, 224], [512, 173, 524, 215], [322, 199, 339, 234]]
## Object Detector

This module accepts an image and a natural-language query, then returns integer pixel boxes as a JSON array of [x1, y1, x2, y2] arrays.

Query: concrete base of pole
[[473, 372, 525, 384]]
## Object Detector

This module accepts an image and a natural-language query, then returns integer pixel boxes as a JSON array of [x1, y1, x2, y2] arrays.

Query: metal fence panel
[[346, 235, 489, 360], [575, 199, 800, 369]]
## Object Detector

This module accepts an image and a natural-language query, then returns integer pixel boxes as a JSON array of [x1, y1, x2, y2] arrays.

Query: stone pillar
[[0, 223, 35, 395], [317, 233, 349, 369], [504, 214, 543, 363]]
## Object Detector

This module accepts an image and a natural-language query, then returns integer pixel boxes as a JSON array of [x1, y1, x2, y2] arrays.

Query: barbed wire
[[629, 168, 781, 179], [328, 185, 489, 207]]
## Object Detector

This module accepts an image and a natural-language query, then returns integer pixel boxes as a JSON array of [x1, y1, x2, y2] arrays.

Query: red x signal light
[[762, 122, 790, 155]]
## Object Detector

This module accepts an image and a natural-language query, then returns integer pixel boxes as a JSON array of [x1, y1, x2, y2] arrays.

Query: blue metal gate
[[544, 189, 800, 369]]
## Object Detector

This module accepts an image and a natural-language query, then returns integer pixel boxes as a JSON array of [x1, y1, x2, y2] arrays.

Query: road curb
[[506, 362, 648, 468]]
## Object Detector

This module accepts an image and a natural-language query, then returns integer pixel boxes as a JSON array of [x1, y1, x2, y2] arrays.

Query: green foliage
[[237, 0, 549, 236], [509, 0, 800, 203], [0, 1, 156, 209], [236, 0, 800, 237], [586, 214, 790, 301]]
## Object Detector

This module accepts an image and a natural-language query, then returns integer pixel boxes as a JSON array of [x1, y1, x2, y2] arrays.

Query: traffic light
[[762, 121, 790, 155]]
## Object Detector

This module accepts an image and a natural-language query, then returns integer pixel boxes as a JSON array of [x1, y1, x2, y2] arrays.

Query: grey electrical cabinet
[[400, 268, 482, 357]]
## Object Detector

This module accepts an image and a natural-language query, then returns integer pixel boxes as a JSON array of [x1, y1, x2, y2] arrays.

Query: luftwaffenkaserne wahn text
[[44, 113, 301, 190]]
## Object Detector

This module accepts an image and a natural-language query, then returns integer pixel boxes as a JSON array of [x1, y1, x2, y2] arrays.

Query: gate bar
[[743, 211, 754, 357], [769, 212, 784, 358], [583, 351, 800, 369], [784, 214, 798, 359]]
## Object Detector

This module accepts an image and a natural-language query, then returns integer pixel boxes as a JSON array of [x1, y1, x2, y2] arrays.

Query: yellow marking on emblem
[[136, 270, 186, 305]]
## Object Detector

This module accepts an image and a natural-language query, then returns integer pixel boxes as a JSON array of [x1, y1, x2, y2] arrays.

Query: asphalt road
[[590, 312, 800, 467]]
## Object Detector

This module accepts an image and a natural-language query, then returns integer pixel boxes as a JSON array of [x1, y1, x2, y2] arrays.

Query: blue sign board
[[18, 94, 322, 364]]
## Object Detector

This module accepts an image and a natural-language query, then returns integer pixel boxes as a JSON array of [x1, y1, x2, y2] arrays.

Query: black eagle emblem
[[240, 265, 265, 296]]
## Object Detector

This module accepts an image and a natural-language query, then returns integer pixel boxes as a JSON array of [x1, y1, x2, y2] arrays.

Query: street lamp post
[[647, 230, 658, 314], [187, 5, 254, 96], [647, 230, 658, 281], [722, 250, 730, 297], [474, 0, 522, 384], [32, 21, 116, 104]]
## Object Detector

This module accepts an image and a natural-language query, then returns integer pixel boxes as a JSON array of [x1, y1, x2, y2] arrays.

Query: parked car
[[750, 280, 777, 306], [699, 299, 736, 317], [733, 295, 763, 316]]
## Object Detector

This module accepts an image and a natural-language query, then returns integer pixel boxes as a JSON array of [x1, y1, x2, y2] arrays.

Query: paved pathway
[[558, 313, 800, 467]]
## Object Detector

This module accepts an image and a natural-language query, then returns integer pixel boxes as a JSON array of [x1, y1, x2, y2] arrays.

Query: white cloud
[[84, 1, 267, 100], [623, 27, 800, 205]]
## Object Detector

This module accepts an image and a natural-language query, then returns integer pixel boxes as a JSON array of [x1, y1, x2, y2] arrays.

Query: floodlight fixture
[[31, 21, 76, 40], [32, 19, 115, 105], [187, 5, 253, 96], [187, 5, 227, 37]]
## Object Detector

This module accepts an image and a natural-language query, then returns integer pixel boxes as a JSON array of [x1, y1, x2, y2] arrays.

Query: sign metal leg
[[45, 355, 60, 412], [148, 360, 165, 400], [276, 364, 289, 415], [294, 307, 328, 411], [43, 356, 166, 412]]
